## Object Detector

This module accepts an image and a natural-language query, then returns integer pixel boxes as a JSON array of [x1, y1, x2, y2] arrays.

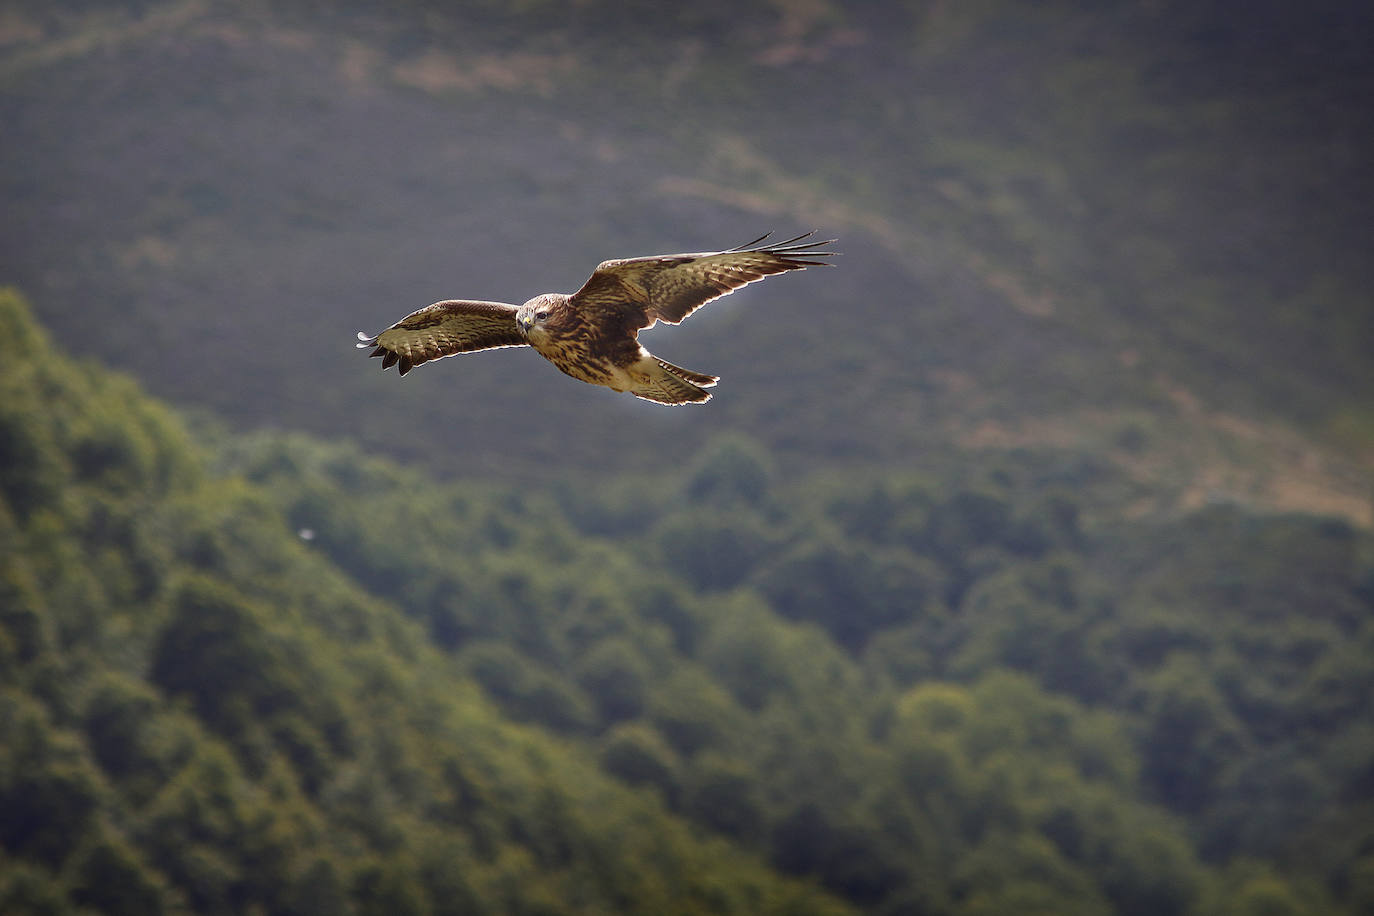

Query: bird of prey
[[355, 232, 835, 405]]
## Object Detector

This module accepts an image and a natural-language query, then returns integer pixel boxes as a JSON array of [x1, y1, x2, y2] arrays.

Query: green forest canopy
[[2, 282, 1371, 914]]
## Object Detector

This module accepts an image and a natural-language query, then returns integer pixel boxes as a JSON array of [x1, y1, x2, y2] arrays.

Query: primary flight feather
[[355, 231, 836, 405]]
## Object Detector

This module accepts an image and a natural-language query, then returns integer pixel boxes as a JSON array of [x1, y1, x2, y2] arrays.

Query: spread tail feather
[[656, 358, 719, 388], [628, 356, 719, 405]]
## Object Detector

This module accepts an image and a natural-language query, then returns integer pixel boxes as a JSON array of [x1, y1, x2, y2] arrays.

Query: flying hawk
[[355, 232, 835, 405]]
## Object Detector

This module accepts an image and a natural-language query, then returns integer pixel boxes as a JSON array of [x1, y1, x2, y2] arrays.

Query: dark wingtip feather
[[398, 356, 414, 376], [730, 231, 774, 251], [381, 351, 399, 370], [770, 230, 817, 247], [738, 230, 839, 264]]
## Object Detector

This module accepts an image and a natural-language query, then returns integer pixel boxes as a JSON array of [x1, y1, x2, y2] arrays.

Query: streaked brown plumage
[[355, 232, 835, 405]]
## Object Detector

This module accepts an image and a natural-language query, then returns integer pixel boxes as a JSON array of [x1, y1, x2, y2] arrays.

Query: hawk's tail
[[629, 356, 719, 405], [657, 359, 718, 389]]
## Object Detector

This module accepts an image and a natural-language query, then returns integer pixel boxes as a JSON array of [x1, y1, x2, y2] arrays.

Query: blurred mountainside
[[4, 4, 1374, 914], [1, 0, 1371, 515]]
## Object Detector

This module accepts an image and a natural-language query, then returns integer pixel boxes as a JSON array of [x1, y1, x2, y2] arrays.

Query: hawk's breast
[[528, 325, 631, 389]]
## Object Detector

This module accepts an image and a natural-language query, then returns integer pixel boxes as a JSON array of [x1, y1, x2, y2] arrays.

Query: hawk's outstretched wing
[[356, 299, 525, 376], [567, 231, 835, 329]]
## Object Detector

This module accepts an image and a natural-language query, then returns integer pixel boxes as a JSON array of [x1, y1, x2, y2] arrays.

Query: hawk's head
[[515, 294, 560, 339]]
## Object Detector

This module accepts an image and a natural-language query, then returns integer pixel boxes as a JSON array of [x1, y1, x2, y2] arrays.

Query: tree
[[576, 636, 651, 724], [0, 691, 105, 869], [598, 722, 680, 802], [682, 753, 765, 844], [1139, 656, 1249, 813], [68, 825, 177, 916]]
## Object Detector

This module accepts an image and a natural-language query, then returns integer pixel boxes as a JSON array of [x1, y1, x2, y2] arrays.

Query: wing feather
[[355, 299, 525, 376], [568, 231, 836, 329]]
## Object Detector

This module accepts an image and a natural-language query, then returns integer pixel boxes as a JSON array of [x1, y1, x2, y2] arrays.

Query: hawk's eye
[[536, 311, 549, 321]]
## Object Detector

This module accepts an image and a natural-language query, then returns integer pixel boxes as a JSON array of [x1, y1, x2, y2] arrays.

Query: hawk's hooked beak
[[517, 312, 534, 334]]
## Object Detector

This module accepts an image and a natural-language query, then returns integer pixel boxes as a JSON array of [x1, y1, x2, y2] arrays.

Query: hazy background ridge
[[2, 0, 1370, 513]]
